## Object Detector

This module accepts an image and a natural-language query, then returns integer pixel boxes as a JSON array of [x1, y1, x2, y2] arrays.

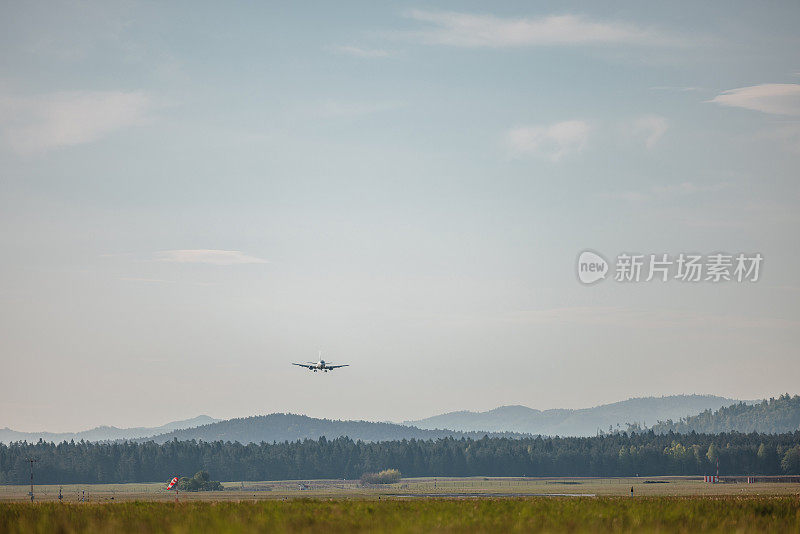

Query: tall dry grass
[[1, 496, 799, 533]]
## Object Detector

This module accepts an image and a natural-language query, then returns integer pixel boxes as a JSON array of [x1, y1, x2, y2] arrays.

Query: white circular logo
[[577, 250, 608, 284]]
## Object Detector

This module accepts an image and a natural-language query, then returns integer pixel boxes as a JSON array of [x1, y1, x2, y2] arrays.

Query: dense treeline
[[2, 431, 799, 484], [652, 394, 800, 434]]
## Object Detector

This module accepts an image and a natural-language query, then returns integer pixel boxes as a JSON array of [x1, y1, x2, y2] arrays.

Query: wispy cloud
[[0, 91, 152, 155], [506, 120, 590, 161], [404, 11, 676, 48], [156, 250, 269, 265], [630, 114, 668, 149], [327, 45, 390, 58], [710, 84, 800, 116]]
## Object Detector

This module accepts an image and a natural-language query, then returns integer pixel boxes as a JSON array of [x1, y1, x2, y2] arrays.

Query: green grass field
[[2, 497, 800, 533], [1, 477, 799, 532]]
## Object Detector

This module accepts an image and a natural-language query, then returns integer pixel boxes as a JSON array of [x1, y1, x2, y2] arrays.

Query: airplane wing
[[326, 364, 349, 369], [292, 363, 314, 369]]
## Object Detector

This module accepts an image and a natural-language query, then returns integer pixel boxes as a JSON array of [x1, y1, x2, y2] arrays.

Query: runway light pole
[[26, 457, 38, 502]]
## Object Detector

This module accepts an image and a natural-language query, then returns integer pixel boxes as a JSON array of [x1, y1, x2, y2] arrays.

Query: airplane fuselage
[[312, 360, 332, 371], [292, 354, 348, 372]]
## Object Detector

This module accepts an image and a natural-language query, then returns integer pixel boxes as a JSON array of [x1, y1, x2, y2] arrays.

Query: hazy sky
[[1, 1, 799, 432]]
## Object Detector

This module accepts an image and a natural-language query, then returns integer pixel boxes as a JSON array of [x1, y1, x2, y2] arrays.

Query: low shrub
[[361, 469, 402, 484], [176, 471, 223, 492]]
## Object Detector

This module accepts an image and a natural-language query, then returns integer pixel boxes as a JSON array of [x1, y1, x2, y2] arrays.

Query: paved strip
[[387, 492, 596, 498]]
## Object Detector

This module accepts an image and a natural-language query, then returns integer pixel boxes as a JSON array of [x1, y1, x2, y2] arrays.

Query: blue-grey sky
[[1, 1, 799, 431]]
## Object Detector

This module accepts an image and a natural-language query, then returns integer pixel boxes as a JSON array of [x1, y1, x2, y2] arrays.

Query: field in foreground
[[2, 497, 800, 533]]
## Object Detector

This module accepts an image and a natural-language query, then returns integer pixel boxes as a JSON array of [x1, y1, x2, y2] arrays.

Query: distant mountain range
[[139, 414, 523, 444], [405, 395, 743, 436], [4, 394, 780, 445], [137, 396, 743, 444], [651, 394, 800, 434], [0, 415, 218, 444]]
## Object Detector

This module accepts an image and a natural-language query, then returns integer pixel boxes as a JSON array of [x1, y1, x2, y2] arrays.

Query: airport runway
[[387, 492, 597, 498]]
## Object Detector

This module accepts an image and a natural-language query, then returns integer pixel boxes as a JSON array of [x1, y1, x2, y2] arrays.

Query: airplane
[[292, 352, 349, 373]]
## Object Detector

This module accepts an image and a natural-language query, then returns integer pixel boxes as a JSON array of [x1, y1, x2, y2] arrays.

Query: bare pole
[[26, 457, 38, 502]]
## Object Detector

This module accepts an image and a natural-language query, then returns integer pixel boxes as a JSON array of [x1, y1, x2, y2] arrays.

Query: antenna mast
[[26, 457, 39, 502]]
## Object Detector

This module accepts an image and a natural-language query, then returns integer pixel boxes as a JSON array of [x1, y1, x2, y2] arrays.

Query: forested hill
[[139, 414, 524, 444], [0, 416, 218, 444], [407, 395, 741, 436], [652, 395, 800, 434]]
